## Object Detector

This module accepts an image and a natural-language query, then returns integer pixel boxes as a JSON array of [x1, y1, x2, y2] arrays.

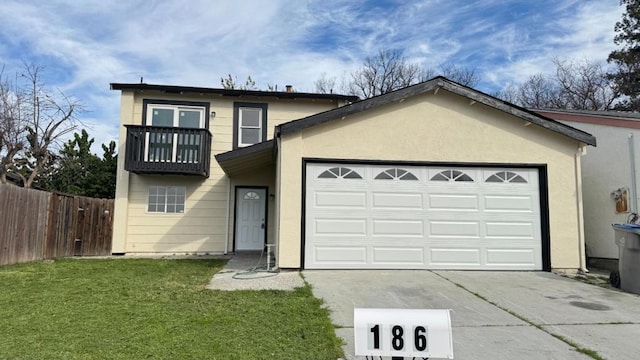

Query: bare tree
[[314, 72, 337, 94], [220, 74, 258, 90], [495, 58, 619, 110], [322, 50, 481, 98], [347, 49, 426, 98], [0, 67, 26, 185], [554, 58, 618, 110], [424, 64, 481, 87], [518, 74, 563, 109], [0, 63, 80, 187]]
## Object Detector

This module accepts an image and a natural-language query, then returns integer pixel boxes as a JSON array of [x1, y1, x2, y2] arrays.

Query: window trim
[[142, 99, 210, 128], [147, 185, 186, 214], [145, 104, 205, 128], [233, 102, 268, 149]]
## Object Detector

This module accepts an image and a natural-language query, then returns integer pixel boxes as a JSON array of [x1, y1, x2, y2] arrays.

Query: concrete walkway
[[206, 252, 304, 291], [304, 270, 640, 360]]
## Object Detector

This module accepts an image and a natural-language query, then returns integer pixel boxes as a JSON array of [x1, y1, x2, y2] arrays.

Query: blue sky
[[0, 0, 624, 153]]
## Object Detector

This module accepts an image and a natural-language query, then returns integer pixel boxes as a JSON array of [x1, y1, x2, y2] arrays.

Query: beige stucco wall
[[277, 90, 585, 270], [112, 89, 341, 254]]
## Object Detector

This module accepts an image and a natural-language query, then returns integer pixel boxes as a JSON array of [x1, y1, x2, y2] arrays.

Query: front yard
[[0, 258, 343, 360]]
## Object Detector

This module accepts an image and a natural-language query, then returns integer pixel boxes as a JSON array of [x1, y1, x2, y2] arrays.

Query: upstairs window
[[234, 102, 268, 148], [143, 100, 209, 164]]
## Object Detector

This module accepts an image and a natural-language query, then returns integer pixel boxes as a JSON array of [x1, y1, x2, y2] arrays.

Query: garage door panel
[[430, 248, 481, 265], [315, 218, 367, 235], [429, 220, 480, 237], [485, 221, 536, 238], [313, 246, 367, 265], [484, 195, 535, 212], [429, 194, 479, 211], [486, 249, 537, 266], [372, 192, 424, 209], [315, 191, 367, 208], [372, 247, 424, 264], [305, 164, 542, 270], [372, 219, 424, 236]]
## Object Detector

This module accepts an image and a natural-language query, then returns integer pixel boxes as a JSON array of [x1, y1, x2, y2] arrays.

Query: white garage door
[[304, 163, 542, 270]]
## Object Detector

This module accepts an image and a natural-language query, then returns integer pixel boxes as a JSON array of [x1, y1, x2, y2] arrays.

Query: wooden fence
[[0, 184, 114, 266]]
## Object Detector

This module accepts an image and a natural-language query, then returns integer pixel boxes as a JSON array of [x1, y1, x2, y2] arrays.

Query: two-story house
[[111, 77, 596, 272]]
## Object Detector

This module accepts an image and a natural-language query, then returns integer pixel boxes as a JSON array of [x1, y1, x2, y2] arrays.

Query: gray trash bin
[[611, 224, 640, 295]]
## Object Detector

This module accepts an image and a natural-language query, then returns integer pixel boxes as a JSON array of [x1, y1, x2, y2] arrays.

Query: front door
[[235, 187, 267, 251]]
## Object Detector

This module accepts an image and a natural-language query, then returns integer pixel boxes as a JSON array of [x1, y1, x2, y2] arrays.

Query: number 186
[[368, 324, 428, 352]]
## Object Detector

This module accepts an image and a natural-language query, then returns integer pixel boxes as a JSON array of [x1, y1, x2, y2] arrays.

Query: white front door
[[235, 188, 266, 251]]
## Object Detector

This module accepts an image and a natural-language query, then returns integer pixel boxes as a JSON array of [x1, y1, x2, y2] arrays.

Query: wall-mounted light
[[211, 111, 216, 118]]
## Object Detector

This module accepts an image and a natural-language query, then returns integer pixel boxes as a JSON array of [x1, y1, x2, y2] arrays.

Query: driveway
[[303, 270, 640, 360]]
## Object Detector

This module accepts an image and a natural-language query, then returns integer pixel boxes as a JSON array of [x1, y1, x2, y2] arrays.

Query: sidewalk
[[206, 252, 304, 291]]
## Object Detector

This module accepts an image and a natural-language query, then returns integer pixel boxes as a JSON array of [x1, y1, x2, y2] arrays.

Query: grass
[[0, 258, 343, 360]]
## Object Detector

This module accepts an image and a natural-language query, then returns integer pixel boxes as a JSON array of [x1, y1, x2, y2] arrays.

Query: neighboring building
[[5, 172, 23, 187], [535, 109, 640, 269], [111, 77, 595, 272]]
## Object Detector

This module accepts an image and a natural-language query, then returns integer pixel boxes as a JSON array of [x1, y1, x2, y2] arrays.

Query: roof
[[215, 140, 275, 176], [276, 76, 596, 146], [110, 83, 359, 102], [533, 108, 640, 120], [534, 108, 640, 131]]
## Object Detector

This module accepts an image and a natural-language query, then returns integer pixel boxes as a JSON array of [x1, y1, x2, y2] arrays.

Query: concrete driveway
[[303, 270, 640, 360]]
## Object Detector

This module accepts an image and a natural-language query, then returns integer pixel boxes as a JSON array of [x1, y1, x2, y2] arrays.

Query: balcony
[[124, 125, 212, 177]]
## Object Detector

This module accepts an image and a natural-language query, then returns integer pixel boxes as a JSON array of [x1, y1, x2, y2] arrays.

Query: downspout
[[629, 134, 638, 214], [224, 176, 231, 255], [575, 145, 588, 273]]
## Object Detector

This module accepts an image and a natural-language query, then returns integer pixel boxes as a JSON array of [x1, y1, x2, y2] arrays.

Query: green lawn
[[0, 259, 343, 360]]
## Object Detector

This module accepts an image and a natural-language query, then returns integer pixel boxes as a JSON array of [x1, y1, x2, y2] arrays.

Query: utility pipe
[[224, 175, 231, 255], [629, 134, 638, 214], [575, 145, 588, 273]]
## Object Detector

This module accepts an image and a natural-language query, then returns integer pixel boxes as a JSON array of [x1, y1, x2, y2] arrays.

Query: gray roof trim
[[532, 108, 640, 120], [277, 77, 596, 146], [215, 139, 275, 163], [110, 83, 359, 102]]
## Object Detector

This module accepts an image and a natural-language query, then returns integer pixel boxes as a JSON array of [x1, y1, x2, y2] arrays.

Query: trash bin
[[611, 224, 640, 295]]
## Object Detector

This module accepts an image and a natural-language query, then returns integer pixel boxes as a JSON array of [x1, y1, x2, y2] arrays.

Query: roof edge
[[277, 76, 596, 147], [110, 83, 359, 102], [215, 139, 275, 164]]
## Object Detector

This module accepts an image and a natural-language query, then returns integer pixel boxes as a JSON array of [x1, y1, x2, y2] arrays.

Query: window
[[148, 186, 186, 213], [143, 100, 209, 163], [375, 168, 418, 180], [243, 191, 261, 200], [318, 167, 363, 179], [430, 170, 474, 182], [485, 171, 527, 183], [234, 102, 268, 148]]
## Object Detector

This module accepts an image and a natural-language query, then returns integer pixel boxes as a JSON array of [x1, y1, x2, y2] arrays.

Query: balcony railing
[[124, 125, 212, 177]]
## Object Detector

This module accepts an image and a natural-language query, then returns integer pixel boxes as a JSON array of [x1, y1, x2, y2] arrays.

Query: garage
[[304, 162, 543, 270]]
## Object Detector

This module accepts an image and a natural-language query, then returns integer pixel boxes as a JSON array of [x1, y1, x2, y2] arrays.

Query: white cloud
[[0, 0, 627, 151]]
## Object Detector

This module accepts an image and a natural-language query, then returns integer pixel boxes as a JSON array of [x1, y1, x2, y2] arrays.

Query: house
[[534, 109, 640, 270], [111, 77, 596, 272], [5, 172, 23, 187]]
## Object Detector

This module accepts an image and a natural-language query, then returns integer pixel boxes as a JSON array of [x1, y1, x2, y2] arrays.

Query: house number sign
[[354, 308, 454, 359]]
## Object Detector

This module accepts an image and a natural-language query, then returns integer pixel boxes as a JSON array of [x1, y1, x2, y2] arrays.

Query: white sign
[[354, 308, 453, 359]]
